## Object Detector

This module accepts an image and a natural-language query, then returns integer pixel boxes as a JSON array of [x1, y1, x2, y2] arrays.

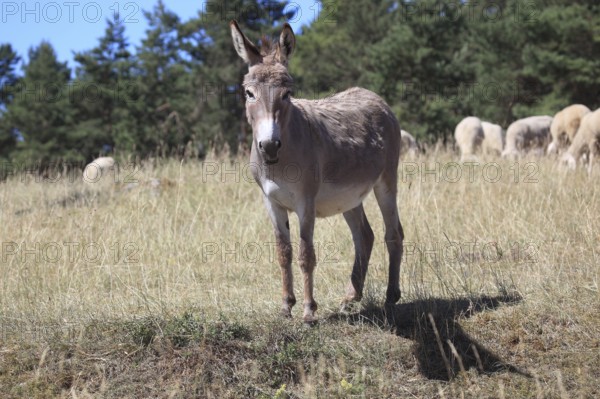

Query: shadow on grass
[[329, 293, 529, 381]]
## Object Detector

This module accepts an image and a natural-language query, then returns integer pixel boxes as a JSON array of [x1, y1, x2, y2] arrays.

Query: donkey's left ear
[[278, 23, 295, 65]]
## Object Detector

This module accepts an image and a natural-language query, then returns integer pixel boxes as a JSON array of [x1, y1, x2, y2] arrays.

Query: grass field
[[0, 150, 599, 398]]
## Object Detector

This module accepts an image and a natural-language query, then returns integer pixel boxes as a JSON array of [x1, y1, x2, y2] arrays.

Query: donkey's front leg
[[297, 200, 317, 323], [264, 197, 296, 317]]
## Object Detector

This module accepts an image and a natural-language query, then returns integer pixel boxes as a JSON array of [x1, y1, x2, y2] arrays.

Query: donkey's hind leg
[[342, 203, 375, 306], [373, 178, 404, 305]]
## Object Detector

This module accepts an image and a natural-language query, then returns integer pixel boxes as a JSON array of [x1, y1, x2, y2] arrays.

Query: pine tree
[[131, 0, 193, 157], [3, 42, 77, 166], [73, 14, 134, 160], [519, 1, 600, 113], [0, 44, 21, 106], [0, 43, 22, 159], [292, 0, 396, 98]]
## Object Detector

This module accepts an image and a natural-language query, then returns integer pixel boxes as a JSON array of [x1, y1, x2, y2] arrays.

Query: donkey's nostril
[[258, 141, 263, 149], [275, 140, 282, 148]]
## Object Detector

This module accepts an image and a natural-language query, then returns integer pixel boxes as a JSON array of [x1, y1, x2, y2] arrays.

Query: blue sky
[[0, 0, 319, 70]]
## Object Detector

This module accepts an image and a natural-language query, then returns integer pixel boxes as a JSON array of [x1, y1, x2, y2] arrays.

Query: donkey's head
[[230, 20, 296, 165]]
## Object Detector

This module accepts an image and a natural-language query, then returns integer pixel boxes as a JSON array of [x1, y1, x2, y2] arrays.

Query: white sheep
[[548, 104, 590, 155], [501, 115, 553, 159], [481, 121, 505, 156], [400, 129, 419, 158], [454, 116, 484, 161], [83, 156, 116, 183], [561, 108, 600, 174]]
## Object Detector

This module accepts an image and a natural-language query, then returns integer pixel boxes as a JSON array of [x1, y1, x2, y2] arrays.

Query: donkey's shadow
[[329, 294, 529, 381]]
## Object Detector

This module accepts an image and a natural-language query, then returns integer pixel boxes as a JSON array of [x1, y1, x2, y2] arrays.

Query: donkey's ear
[[230, 20, 262, 65], [277, 23, 295, 65]]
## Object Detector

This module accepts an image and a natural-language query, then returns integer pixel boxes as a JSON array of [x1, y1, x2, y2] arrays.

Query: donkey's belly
[[261, 179, 374, 218], [314, 182, 373, 217]]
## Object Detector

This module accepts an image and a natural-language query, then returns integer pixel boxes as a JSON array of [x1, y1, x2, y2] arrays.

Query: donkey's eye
[[245, 89, 255, 100], [282, 91, 291, 101]]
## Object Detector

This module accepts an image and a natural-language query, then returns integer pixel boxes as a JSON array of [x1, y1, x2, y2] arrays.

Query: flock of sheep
[[449, 105, 600, 173]]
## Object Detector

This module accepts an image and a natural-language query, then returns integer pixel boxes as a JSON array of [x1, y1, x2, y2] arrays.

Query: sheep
[[400, 129, 419, 158], [548, 104, 590, 155], [481, 121, 505, 156], [454, 116, 484, 161], [501, 115, 553, 159], [561, 108, 600, 174], [83, 156, 116, 183]]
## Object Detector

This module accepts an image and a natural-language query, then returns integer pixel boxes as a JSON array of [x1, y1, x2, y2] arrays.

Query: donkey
[[230, 21, 404, 323]]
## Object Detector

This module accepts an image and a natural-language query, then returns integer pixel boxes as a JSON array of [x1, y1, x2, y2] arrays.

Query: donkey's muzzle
[[259, 139, 281, 164]]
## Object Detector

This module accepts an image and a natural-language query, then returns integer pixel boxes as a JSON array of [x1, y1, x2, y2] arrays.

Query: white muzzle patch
[[256, 118, 280, 144]]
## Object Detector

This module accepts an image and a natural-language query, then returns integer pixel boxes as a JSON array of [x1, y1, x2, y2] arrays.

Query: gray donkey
[[230, 20, 404, 323]]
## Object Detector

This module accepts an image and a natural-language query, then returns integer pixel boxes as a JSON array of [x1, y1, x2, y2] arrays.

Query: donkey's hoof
[[345, 284, 363, 303], [339, 299, 360, 314], [302, 314, 319, 326], [385, 289, 401, 305], [281, 309, 293, 318]]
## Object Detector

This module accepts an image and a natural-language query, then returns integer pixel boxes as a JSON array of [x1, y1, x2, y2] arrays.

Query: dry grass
[[0, 149, 599, 398]]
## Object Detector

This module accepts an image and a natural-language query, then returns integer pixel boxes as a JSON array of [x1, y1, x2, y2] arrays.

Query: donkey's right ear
[[230, 20, 262, 66]]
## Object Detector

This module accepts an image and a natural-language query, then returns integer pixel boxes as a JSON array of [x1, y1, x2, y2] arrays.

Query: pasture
[[0, 150, 599, 398]]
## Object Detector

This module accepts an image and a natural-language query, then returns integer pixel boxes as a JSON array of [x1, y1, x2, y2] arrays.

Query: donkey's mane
[[259, 36, 276, 56], [257, 35, 283, 66]]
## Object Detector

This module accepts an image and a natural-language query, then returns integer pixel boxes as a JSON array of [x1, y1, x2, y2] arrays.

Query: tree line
[[0, 0, 599, 167]]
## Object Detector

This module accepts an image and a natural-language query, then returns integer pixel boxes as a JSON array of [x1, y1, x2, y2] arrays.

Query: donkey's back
[[294, 87, 400, 150], [293, 87, 401, 175]]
